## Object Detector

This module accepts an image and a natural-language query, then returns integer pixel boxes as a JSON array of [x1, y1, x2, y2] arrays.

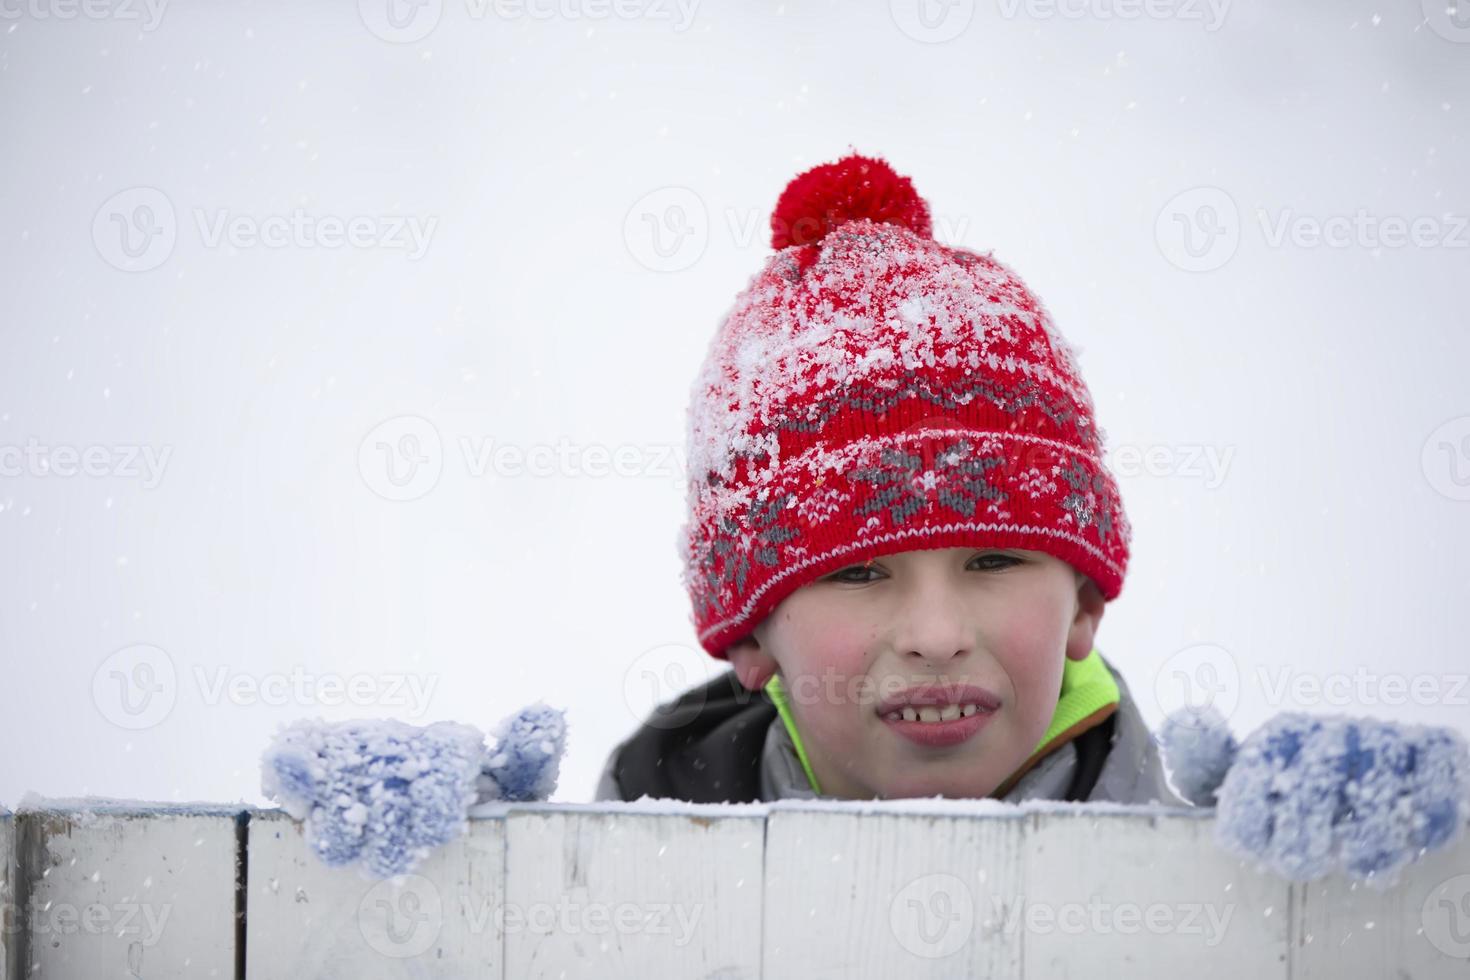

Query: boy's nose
[[894, 588, 974, 664]]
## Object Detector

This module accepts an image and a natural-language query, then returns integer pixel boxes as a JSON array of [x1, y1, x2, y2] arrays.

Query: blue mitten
[[1159, 709, 1470, 886], [263, 703, 567, 878], [475, 702, 568, 803]]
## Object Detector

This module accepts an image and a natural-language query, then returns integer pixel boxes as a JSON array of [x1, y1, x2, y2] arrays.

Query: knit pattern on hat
[[679, 154, 1131, 658]]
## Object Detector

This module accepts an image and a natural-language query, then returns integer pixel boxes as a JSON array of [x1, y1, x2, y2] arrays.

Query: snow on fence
[[3, 800, 1470, 979]]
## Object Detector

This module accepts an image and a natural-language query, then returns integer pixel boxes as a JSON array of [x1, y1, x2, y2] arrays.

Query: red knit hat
[[679, 152, 1131, 660]]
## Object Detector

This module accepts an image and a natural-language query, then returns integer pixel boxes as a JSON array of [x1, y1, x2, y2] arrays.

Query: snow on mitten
[[1157, 705, 1240, 807], [262, 717, 485, 879], [1214, 714, 1469, 887], [474, 702, 568, 804]]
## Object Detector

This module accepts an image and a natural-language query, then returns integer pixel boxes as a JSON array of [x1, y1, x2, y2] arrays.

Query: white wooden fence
[[3, 800, 1470, 978]]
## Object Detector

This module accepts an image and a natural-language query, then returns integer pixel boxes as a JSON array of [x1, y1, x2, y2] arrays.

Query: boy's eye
[[826, 552, 1021, 583], [968, 553, 1022, 571]]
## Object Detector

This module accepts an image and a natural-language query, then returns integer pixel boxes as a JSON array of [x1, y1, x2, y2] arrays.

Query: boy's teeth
[[891, 704, 986, 724]]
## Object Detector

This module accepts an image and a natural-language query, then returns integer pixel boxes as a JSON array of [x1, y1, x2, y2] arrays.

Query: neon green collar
[[764, 649, 1121, 796]]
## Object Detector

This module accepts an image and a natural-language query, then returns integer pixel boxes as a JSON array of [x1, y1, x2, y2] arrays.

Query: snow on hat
[[679, 152, 1131, 660]]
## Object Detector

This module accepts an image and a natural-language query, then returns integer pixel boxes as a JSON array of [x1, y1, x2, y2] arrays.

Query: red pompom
[[769, 152, 933, 250]]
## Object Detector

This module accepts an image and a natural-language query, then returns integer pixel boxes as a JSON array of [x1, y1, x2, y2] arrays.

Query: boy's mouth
[[876, 683, 1000, 748]]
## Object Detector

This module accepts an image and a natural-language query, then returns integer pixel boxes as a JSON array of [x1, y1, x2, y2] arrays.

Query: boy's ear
[[1065, 573, 1107, 662], [726, 635, 779, 691]]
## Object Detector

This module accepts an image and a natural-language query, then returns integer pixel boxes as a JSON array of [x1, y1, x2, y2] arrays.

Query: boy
[[596, 152, 1183, 807]]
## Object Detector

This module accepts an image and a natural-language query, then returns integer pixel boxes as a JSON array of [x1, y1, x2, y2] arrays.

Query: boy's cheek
[[776, 627, 881, 730], [774, 615, 874, 682]]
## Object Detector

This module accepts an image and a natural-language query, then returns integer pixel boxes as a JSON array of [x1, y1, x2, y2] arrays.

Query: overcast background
[[1, 0, 1467, 806]]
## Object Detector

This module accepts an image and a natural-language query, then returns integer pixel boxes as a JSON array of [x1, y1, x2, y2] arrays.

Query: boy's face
[[725, 546, 1105, 800]]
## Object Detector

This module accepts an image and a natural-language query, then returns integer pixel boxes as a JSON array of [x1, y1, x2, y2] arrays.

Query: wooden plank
[[503, 802, 764, 979], [1, 811, 13, 980], [763, 800, 1025, 978], [244, 807, 505, 979], [1022, 807, 1290, 979], [1290, 816, 1470, 978], [15, 803, 240, 980]]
